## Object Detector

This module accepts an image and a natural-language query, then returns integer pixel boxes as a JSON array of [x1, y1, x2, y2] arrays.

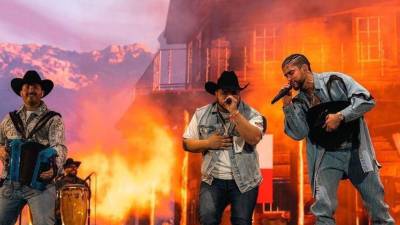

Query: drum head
[[61, 183, 88, 190]]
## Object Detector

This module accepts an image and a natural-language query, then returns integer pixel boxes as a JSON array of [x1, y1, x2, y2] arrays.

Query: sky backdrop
[[0, 0, 170, 52]]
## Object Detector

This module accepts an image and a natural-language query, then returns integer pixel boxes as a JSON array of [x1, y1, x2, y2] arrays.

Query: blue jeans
[[311, 149, 395, 225], [199, 178, 259, 225], [0, 181, 56, 225]]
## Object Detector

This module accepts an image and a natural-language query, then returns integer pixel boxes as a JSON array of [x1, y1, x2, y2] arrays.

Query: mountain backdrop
[[0, 43, 153, 142]]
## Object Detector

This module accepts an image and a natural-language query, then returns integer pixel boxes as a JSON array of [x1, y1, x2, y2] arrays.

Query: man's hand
[[40, 168, 54, 180], [282, 85, 293, 107], [323, 113, 344, 132], [207, 133, 233, 150], [223, 95, 238, 113], [0, 146, 7, 161]]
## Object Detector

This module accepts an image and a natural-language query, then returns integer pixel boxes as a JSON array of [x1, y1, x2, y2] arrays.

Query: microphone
[[224, 97, 232, 105], [84, 172, 96, 182], [271, 85, 292, 104]]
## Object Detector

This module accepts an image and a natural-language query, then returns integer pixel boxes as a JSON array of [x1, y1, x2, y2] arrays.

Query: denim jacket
[[183, 101, 265, 193], [283, 72, 379, 196]]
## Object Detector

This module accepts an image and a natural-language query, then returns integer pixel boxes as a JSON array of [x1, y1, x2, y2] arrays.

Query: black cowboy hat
[[11, 70, 54, 97], [205, 71, 249, 95], [63, 158, 81, 169]]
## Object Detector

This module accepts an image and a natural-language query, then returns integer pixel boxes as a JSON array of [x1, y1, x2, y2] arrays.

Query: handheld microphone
[[224, 97, 232, 105], [271, 85, 292, 104]]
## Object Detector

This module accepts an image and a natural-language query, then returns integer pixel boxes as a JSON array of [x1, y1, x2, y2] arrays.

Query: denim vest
[[195, 101, 263, 193]]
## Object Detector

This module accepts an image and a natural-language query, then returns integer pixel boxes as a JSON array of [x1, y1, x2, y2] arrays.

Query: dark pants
[[54, 217, 62, 225], [199, 178, 259, 225], [0, 181, 56, 225]]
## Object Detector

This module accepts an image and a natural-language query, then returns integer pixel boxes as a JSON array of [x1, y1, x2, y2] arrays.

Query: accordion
[[306, 101, 360, 149], [6, 139, 57, 190]]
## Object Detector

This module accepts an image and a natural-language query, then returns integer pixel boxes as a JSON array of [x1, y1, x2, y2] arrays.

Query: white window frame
[[253, 25, 278, 63], [355, 16, 382, 62]]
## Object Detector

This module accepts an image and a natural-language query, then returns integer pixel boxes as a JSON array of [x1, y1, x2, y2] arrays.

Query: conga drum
[[60, 184, 89, 225]]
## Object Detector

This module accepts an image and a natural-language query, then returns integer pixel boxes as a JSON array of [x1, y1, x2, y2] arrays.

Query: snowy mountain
[[0, 43, 152, 90], [0, 43, 153, 141]]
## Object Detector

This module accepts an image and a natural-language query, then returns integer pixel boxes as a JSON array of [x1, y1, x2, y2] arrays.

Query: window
[[210, 37, 230, 80], [253, 25, 278, 63], [356, 17, 382, 62]]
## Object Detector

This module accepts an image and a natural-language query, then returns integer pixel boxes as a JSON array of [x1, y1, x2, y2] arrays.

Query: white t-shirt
[[26, 111, 35, 121], [211, 110, 234, 180]]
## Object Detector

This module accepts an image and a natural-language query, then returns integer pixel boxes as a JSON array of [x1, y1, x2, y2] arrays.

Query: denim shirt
[[283, 72, 379, 196], [183, 101, 265, 193]]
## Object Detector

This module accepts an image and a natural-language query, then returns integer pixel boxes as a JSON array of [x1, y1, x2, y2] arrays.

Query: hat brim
[[64, 161, 81, 168], [205, 81, 218, 95], [205, 81, 249, 95], [11, 78, 54, 97]]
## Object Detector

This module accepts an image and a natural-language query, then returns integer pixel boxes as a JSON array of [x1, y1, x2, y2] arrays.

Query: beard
[[291, 81, 302, 91], [24, 94, 41, 106]]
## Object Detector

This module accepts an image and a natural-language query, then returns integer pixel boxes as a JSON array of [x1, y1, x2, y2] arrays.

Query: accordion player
[[2, 110, 61, 190]]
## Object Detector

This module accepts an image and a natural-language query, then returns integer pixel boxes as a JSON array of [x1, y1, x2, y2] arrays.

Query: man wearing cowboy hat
[[183, 71, 266, 225], [55, 158, 88, 225], [56, 158, 87, 188], [0, 70, 68, 225]]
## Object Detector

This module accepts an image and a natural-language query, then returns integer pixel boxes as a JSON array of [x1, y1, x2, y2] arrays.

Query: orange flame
[[68, 88, 177, 224]]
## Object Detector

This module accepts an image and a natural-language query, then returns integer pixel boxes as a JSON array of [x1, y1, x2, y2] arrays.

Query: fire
[[180, 110, 190, 225], [68, 88, 177, 224]]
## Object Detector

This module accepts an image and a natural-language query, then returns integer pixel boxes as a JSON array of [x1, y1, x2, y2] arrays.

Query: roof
[[163, 0, 395, 44]]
